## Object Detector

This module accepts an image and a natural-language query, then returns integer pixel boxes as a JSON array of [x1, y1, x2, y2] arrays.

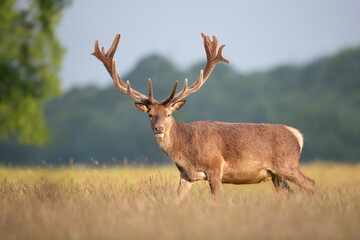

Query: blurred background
[[0, 0, 359, 166]]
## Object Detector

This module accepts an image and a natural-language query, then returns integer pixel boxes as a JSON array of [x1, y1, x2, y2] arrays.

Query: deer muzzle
[[154, 125, 165, 138]]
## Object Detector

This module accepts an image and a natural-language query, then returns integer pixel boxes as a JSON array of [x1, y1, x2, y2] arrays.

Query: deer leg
[[176, 173, 193, 202], [207, 173, 222, 200], [288, 170, 317, 194], [269, 171, 292, 193]]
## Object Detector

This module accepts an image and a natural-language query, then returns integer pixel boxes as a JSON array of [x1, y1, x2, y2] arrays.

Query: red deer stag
[[92, 33, 316, 200]]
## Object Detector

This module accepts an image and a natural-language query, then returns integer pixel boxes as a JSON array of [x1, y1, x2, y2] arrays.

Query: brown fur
[[135, 102, 316, 200]]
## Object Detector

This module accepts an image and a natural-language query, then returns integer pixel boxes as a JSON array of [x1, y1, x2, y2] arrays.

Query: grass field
[[0, 162, 359, 240]]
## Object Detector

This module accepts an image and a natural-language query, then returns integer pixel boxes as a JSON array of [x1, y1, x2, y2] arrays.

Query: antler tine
[[164, 78, 188, 105], [202, 33, 211, 60], [210, 35, 219, 58], [112, 60, 150, 102], [216, 44, 231, 64], [161, 81, 179, 105], [111, 60, 140, 101], [91, 40, 103, 60], [148, 78, 154, 103], [105, 34, 120, 58], [126, 80, 146, 102], [92, 34, 151, 103], [183, 70, 204, 97], [164, 33, 230, 105]]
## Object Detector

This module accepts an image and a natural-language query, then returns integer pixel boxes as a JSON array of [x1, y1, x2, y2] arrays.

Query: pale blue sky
[[57, 0, 360, 89]]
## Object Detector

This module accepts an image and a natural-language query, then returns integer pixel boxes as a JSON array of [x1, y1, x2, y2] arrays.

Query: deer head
[[91, 33, 230, 139]]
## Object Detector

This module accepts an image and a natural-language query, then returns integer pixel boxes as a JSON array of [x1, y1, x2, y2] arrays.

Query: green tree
[[0, 0, 70, 144]]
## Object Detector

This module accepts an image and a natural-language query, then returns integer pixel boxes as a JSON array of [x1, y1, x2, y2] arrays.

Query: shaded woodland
[[1, 45, 359, 165]]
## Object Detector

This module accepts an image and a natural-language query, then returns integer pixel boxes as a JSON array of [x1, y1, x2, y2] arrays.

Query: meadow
[[0, 163, 359, 240]]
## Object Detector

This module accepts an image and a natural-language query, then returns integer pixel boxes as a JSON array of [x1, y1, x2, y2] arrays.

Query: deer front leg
[[208, 172, 222, 200], [176, 173, 193, 203]]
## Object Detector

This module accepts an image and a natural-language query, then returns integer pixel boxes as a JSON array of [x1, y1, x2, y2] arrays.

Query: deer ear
[[171, 100, 186, 111], [134, 102, 149, 112]]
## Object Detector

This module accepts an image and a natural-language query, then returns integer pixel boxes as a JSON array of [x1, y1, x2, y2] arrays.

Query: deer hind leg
[[282, 169, 316, 194], [207, 160, 228, 200], [269, 170, 292, 193], [291, 170, 316, 194], [208, 178, 222, 200], [207, 171, 222, 200]]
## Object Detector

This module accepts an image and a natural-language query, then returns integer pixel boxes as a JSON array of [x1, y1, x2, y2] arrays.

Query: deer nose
[[154, 125, 164, 132]]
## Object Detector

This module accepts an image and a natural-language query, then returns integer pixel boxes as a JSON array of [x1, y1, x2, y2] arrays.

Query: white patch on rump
[[285, 126, 304, 150]]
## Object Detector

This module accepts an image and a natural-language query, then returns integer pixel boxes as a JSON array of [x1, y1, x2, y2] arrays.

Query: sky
[[57, 0, 360, 90]]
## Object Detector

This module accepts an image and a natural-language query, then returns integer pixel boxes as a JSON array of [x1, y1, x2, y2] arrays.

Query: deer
[[92, 33, 316, 200]]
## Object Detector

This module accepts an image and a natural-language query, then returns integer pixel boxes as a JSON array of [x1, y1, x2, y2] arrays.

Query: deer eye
[[167, 114, 171, 117], [149, 114, 153, 119]]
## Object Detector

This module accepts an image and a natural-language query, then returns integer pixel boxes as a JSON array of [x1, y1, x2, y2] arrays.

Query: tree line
[[1, 46, 360, 165]]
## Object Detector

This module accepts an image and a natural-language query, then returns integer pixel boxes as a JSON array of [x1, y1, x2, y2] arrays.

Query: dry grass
[[0, 163, 359, 240]]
